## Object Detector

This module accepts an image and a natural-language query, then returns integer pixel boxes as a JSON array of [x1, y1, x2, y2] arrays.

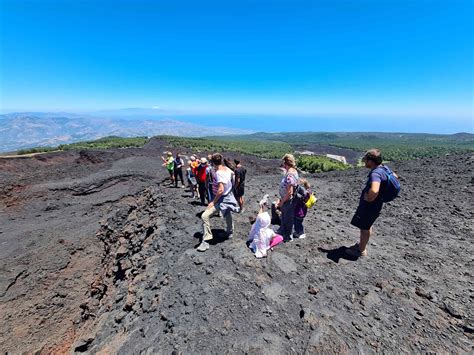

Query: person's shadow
[[193, 230, 230, 247], [318, 246, 359, 263]]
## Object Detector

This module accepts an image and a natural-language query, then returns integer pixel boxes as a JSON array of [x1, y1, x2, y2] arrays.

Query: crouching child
[[247, 194, 284, 258]]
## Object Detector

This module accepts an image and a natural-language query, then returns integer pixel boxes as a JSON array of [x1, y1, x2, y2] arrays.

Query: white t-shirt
[[216, 168, 233, 196]]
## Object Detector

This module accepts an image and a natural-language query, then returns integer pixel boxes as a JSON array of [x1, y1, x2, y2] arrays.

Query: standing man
[[173, 153, 185, 188], [347, 149, 398, 258], [233, 159, 247, 211], [197, 153, 239, 252]]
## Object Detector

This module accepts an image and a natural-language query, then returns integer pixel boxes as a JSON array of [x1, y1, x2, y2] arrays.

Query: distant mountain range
[[0, 112, 252, 152]]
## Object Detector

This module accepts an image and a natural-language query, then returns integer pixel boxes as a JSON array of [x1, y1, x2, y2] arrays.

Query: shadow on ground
[[318, 246, 359, 263]]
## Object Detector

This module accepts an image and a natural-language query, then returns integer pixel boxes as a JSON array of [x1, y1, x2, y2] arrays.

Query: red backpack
[[196, 165, 208, 183]]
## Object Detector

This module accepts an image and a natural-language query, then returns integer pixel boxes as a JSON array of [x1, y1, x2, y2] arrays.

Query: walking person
[[346, 149, 400, 257], [196, 158, 209, 206], [233, 159, 247, 211], [197, 153, 240, 252], [207, 162, 218, 203], [161, 152, 175, 185], [276, 154, 299, 242], [186, 160, 198, 198], [190, 155, 201, 199], [173, 153, 185, 188]]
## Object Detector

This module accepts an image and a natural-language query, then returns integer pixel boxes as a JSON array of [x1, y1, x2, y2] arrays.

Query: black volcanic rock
[[0, 143, 472, 353]]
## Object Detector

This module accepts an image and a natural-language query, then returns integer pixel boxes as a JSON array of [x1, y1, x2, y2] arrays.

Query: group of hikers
[[161, 151, 247, 209], [161, 148, 400, 258]]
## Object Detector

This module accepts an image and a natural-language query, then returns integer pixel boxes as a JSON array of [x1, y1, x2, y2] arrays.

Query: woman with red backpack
[[196, 158, 209, 206]]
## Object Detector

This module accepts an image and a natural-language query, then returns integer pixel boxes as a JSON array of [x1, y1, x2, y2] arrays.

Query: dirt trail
[[0, 140, 472, 353]]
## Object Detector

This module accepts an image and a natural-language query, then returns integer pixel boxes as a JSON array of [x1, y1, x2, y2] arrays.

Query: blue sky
[[0, 0, 473, 132]]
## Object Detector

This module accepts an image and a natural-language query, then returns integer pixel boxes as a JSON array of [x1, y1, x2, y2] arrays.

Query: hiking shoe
[[197, 241, 209, 252], [227, 233, 233, 239], [295, 234, 306, 239], [346, 246, 368, 257]]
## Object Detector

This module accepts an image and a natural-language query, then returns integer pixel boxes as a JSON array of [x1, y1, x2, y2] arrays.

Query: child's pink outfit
[[248, 212, 283, 258]]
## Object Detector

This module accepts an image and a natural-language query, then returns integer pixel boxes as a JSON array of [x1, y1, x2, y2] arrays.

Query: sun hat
[[200, 157, 208, 164]]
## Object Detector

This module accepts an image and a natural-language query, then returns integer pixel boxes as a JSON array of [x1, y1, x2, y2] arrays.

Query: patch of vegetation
[[16, 147, 58, 155], [58, 136, 149, 150], [331, 139, 473, 161], [160, 136, 292, 159], [16, 136, 149, 155], [216, 132, 474, 161], [297, 155, 352, 173]]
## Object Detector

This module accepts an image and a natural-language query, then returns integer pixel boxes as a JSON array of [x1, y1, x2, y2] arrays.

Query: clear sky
[[0, 0, 473, 132]]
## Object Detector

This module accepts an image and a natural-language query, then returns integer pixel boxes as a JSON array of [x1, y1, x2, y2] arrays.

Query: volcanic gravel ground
[[0, 140, 472, 354]]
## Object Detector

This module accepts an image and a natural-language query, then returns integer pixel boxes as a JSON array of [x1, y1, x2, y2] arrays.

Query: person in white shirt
[[197, 153, 240, 252]]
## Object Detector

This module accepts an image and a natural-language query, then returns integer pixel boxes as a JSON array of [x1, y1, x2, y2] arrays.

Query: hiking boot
[[197, 241, 209, 252], [346, 246, 368, 257]]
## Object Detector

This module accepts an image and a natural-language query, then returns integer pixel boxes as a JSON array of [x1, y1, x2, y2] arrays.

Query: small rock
[[116, 245, 128, 257], [194, 257, 204, 265], [114, 311, 127, 323], [443, 301, 464, 319]]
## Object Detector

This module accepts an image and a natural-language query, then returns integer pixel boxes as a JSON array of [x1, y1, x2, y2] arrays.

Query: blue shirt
[[359, 166, 388, 208]]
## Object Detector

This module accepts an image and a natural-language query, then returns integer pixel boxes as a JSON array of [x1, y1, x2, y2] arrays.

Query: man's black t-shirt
[[235, 166, 247, 187]]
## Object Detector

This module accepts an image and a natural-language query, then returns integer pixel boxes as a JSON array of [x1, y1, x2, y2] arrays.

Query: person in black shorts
[[347, 149, 394, 258], [173, 153, 185, 188], [233, 159, 247, 211]]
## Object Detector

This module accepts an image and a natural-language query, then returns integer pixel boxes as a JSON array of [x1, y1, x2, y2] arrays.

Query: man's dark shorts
[[351, 203, 382, 230]]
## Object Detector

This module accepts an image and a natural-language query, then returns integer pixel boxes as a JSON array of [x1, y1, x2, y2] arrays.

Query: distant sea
[[166, 114, 473, 134]]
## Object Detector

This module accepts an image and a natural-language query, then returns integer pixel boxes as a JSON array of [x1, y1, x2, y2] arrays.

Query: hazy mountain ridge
[[0, 113, 252, 152]]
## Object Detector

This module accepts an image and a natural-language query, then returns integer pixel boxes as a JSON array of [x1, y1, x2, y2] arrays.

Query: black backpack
[[294, 184, 308, 202]]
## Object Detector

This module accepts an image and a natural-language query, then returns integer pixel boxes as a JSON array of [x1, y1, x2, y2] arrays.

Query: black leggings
[[174, 168, 184, 187]]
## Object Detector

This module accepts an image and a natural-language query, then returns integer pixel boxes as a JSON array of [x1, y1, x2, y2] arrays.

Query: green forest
[[16, 136, 149, 155], [214, 132, 474, 161], [14, 132, 473, 173], [161, 136, 292, 159], [296, 155, 351, 173]]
